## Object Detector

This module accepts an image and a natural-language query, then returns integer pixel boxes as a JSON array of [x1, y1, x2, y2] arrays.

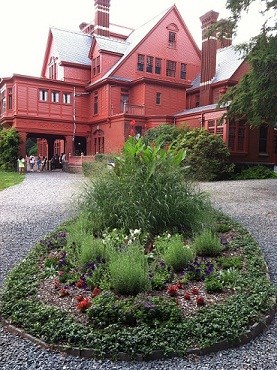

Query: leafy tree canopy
[[213, 0, 277, 126]]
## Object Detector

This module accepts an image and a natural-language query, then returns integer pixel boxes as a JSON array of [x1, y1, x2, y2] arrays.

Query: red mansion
[[0, 0, 276, 167]]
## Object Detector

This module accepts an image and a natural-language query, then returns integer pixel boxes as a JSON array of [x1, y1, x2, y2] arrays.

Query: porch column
[[65, 135, 74, 157], [18, 131, 27, 157]]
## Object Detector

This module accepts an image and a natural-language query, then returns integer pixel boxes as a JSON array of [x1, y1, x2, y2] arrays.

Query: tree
[[0, 128, 20, 170], [216, 0, 277, 126]]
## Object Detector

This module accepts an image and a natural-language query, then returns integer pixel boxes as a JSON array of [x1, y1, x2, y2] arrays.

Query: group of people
[[18, 153, 66, 173]]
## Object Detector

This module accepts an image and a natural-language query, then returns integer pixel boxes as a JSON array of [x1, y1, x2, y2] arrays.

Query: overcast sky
[[0, 0, 265, 78]]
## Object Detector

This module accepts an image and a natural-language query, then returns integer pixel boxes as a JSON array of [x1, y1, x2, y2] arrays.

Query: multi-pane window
[[93, 130, 104, 154], [195, 94, 200, 108], [96, 56, 100, 74], [259, 125, 268, 153], [8, 88, 12, 109], [92, 56, 100, 76], [63, 92, 71, 104], [156, 92, 161, 105], [0, 91, 6, 114], [39, 89, 48, 101], [146, 56, 153, 73], [93, 91, 98, 115], [137, 54, 145, 71], [155, 58, 162, 74], [168, 31, 176, 48], [180, 63, 187, 79], [51, 91, 60, 103], [228, 121, 246, 152], [49, 63, 57, 79], [166, 60, 176, 77]]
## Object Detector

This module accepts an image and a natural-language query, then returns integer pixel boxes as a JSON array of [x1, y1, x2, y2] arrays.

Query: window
[[48, 57, 57, 79], [168, 31, 176, 48], [166, 60, 176, 77], [195, 94, 200, 108], [39, 89, 48, 101], [228, 121, 246, 152], [259, 125, 268, 154], [0, 91, 6, 114], [93, 91, 98, 115], [51, 91, 60, 103], [96, 56, 100, 74], [8, 88, 12, 109], [120, 89, 129, 112], [146, 56, 153, 73], [137, 54, 145, 71], [93, 129, 104, 154], [92, 56, 100, 76], [180, 63, 187, 79], [155, 58, 162, 74], [63, 92, 71, 104], [156, 92, 161, 105]]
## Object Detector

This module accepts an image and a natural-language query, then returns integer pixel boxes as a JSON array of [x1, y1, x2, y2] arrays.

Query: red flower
[[77, 297, 91, 312], [75, 279, 86, 288], [76, 295, 84, 302], [53, 279, 60, 290], [91, 287, 101, 298], [176, 280, 183, 289], [167, 284, 178, 297], [59, 288, 70, 297], [191, 287, 199, 295], [184, 291, 191, 300], [196, 296, 206, 306]]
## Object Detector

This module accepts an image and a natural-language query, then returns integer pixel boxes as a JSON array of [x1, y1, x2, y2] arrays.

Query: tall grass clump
[[192, 229, 222, 257], [161, 234, 195, 272], [78, 235, 111, 267], [109, 244, 150, 295], [81, 137, 214, 236]]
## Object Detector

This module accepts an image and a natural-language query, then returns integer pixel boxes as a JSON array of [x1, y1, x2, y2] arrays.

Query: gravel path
[[0, 174, 276, 370]]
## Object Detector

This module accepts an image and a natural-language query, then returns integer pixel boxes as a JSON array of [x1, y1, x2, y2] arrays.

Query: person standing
[[37, 156, 42, 172], [18, 156, 25, 174], [41, 156, 47, 172], [29, 155, 35, 172]]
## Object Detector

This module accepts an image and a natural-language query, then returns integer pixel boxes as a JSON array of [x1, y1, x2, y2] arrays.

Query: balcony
[[111, 103, 145, 116]]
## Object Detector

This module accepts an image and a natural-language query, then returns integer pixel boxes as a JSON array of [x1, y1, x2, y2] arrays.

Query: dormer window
[[168, 31, 176, 48], [92, 56, 101, 76]]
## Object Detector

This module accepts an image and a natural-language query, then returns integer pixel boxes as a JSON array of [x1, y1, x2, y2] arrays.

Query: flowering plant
[[167, 284, 178, 296], [77, 297, 91, 312]]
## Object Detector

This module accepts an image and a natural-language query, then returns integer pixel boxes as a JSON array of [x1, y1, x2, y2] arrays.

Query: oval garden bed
[[0, 213, 276, 361], [0, 138, 276, 360]]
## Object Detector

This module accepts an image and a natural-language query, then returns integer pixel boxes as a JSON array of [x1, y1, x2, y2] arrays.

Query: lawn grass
[[0, 171, 25, 191]]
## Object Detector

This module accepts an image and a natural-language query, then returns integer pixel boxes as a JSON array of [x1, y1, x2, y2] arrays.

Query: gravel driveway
[[0, 174, 276, 369]]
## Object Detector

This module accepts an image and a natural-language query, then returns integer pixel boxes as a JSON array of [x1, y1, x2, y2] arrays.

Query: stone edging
[[1, 297, 276, 362]]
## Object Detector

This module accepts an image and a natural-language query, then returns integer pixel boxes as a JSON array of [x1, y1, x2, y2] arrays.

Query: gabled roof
[[189, 46, 244, 90], [93, 35, 130, 55], [51, 28, 92, 65]]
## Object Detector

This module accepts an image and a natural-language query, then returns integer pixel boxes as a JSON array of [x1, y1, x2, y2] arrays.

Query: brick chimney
[[94, 0, 110, 37], [199, 10, 219, 106]]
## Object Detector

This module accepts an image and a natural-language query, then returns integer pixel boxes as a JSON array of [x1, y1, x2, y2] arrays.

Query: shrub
[[179, 128, 234, 181], [0, 128, 20, 171], [192, 229, 222, 257], [109, 244, 150, 295], [235, 165, 277, 180], [161, 234, 195, 272]]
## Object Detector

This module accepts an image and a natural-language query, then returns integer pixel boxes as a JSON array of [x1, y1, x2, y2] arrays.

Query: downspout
[[73, 87, 76, 142]]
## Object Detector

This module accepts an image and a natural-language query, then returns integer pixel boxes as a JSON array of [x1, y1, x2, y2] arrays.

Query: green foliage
[[109, 244, 150, 295], [143, 124, 182, 147], [82, 136, 213, 236], [192, 229, 222, 257], [235, 165, 277, 179], [157, 234, 195, 272], [78, 235, 110, 267], [179, 129, 234, 181], [0, 216, 276, 359], [217, 256, 242, 269], [0, 128, 20, 170], [0, 170, 24, 190], [204, 276, 223, 293]]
